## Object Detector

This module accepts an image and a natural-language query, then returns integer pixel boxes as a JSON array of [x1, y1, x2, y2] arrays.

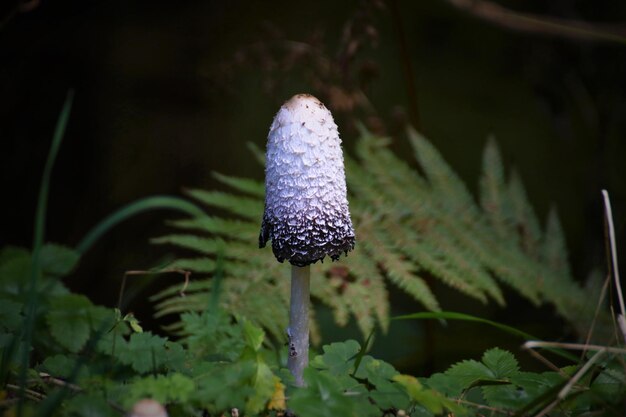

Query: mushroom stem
[[288, 264, 310, 387]]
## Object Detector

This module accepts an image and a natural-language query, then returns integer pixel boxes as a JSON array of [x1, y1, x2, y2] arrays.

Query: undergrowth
[[1, 95, 625, 417]]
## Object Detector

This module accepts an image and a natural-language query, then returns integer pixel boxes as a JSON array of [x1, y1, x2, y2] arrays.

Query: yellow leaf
[[267, 378, 286, 411], [393, 374, 422, 395]]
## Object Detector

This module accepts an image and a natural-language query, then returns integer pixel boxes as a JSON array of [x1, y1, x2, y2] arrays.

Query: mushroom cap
[[259, 94, 355, 266], [130, 399, 168, 417]]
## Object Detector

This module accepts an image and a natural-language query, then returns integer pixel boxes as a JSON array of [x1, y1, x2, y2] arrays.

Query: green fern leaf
[[185, 189, 262, 220], [479, 137, 514, 238], [212, 172, 265, 198]]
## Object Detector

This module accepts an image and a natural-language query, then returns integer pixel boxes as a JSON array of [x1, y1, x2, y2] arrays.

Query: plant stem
[[288, 265, 310, 387]]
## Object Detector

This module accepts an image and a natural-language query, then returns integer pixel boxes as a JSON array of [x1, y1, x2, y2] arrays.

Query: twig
[[601, 190, 626, 344], [582, 275, 612, 359], [443, 0, 626, 44], [522, 344, 564, 374], [557, 349, 603, 400], [5, 384, 46, 402], [39, 372, 82, 392], [524, 340, 626, 355], [456, 398, 515, 415], [37, 373, 127, 413], [534, 349, 604, 417]]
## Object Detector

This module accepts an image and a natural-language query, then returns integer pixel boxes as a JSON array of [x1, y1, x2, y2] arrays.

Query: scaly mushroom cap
[[259, 94, 355, 266]]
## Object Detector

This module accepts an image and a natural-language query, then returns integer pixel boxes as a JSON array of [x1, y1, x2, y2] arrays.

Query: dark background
[[1, 0, 625, 373]]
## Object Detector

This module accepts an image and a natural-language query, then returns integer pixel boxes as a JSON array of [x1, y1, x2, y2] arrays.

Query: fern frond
[[542, 207, 572, 278], [480, 137, 514, 238], [408, 128, 478, 217], [358, 218, 440, 312], [185, 189, 263, 220], [151, 128, 593, 341], [508, 169, 542, 257], [211, 172, 265, 198], [167, 216, 257, 242]]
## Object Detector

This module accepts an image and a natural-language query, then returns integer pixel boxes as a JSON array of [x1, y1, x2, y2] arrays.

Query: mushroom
[[129, 399, 168, 417], [259, 94, 355, 386]]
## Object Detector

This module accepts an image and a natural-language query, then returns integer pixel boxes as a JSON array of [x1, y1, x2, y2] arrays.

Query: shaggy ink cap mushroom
[[259, 94, 355, 267]]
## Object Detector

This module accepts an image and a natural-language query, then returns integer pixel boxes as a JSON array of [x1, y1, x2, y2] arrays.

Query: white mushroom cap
[[259, 94, 355, 266], [129, 399, 168, 417]]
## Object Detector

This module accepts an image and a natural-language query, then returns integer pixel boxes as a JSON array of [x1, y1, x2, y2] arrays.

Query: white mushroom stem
[[288, 265, 310, 387]]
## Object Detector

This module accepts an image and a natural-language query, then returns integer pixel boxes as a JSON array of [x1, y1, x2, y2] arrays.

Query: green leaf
[[40, 243, 80, 276], [0, 246, 31, 292], [310, 340, 360, 376], [481, 348, 519, 378], [393, 374, 466, 415], [0, 299, 22, 331], [117, 332, 170, 374], [125, 373, 195, 408], [482, 384, 528, 409], [426, 372, 466, 397], [46, 294, 93, 352], [64, 393, 117, 417], [289, 368, 357, 417], [181, 310, 245, 361], [241, 318, 264, 351], [41, 354, 78, 379], [355, 355, 399, 383], [591, 366, 626, 401], [246, 358, 275, 414], [445, 359, 494, 388], [193, 361, 256, 413]]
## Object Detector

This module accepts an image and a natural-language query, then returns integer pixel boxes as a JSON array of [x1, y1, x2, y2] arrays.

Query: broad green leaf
[[481, 348, 519, 378], [64, 393, 117, 417], [356, 356, 399, 388], [193, 361, 256, 413], [46, 294, 93, 352], [310, 340, 360, 376], [41, 354, 78, 379], [444, 359, 494, 387], [0, 299, 22, 331], [425, 372, 466, 397], [40, 243, 80, 277], [482, 384, 528, 409], [241, 318, 264, 351], [117, 332, 170, 374], [368, 377, 410, 411], [393, 374, 466, 416], [289, 368, 357, 417], [0, 247, 30, 292], [125, 373, 195, 408]]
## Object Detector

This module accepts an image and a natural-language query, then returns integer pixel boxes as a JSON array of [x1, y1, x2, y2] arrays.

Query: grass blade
[[19, 90, 74, 415], [76, 196, 205, 254], [393, 311, 578, 361]]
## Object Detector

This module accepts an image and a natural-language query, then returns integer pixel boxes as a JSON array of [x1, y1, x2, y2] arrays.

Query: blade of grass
[[601, 190, 626, 343], [394, 311, 578, 361], [351, 328, 375, 377], [76, 195, 205, 254], [18, 91, 74, 416]]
